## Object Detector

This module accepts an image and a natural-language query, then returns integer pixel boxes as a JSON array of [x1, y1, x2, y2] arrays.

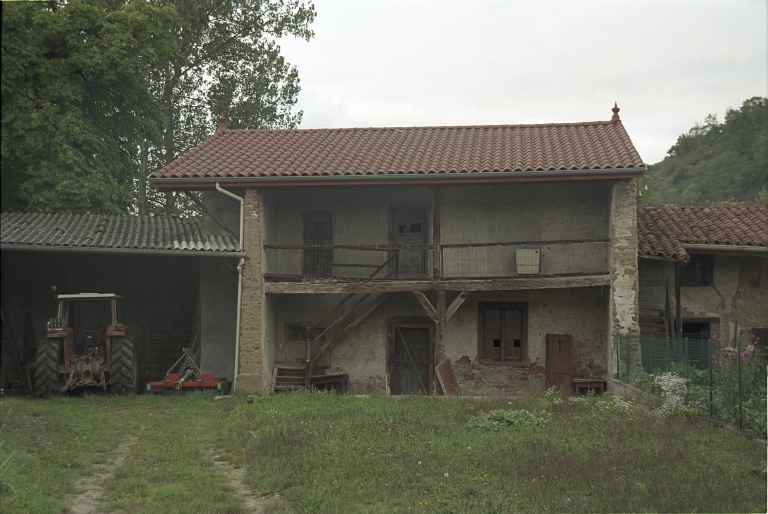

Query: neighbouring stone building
[[636, 203, 768, 347], [148, 105, 645, 396]]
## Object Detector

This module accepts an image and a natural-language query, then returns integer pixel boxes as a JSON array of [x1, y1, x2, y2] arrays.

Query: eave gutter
[[0, 244, 245, 258], [150, 167, 646, 190], [684, 244, 768, 256]]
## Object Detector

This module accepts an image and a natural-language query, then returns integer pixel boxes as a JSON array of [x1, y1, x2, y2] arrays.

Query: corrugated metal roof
[[152, 117, 645, 181], [1, 213, 239, 254]]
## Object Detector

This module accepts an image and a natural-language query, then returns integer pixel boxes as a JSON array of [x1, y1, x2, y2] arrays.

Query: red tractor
[[34, 293, 140, 395]]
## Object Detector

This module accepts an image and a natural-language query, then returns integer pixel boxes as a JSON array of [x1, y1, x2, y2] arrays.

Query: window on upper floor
[[681, 254, 713, 287], [477, 302, 528, 365], [303, 213, 333, 277]]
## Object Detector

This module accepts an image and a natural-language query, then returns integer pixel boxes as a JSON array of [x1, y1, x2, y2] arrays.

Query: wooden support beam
[[435, 291, 446, 366], [433, 188, 441, 280], [445, 291, 471, 322], [265, 274, 611, 294], [675, 267, 682, 338], [412, 291, 437, 322], [183, 191, 239, 243]]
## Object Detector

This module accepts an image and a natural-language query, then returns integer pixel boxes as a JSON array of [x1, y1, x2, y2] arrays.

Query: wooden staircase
[[271, 291, 389, 393]]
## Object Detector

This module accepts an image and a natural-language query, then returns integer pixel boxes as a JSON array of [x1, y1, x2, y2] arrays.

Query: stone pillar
[[237, 188, 267, 394], [607, 179, 640, 385]]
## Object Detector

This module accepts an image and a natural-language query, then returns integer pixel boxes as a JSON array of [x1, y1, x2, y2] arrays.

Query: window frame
[[477, 302, 529, 366], [681, 254, 714, 287]]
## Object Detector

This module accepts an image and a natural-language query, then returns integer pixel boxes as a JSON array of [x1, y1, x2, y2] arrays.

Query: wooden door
[[390, 324, 433, 395], [546, 334, 573, 392], [303, 213, 332, 276], [391, 208, 426, 277]]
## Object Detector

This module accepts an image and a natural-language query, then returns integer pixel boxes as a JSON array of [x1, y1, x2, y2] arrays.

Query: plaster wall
[[269, 287, 607, 395], [199, 259, 237, 380], [261, 181, 611, 278]]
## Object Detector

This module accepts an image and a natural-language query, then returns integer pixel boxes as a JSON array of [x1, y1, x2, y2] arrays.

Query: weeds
[[467, 408, 551, 431]]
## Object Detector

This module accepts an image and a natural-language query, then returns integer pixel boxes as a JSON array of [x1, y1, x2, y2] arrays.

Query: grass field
[[0, 390, 765, 513]]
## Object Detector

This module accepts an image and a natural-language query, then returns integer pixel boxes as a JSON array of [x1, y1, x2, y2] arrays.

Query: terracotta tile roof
[[1, 213, 239, 253], [637, 203, 768, 260], [152, 119, 644, 180]]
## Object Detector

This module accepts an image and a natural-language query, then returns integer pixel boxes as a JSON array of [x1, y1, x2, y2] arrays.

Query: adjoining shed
[[0, 212, 243, 392]]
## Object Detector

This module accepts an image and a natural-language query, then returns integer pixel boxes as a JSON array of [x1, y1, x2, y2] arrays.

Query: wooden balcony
[[264, 239, 611, 293]]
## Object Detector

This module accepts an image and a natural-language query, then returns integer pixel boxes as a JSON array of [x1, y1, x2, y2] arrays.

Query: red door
[[546, 334, 573, 392]]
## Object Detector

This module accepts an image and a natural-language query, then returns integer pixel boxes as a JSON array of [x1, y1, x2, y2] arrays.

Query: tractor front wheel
[[110, 336, 138, 394], [34, 339, 62, 396]]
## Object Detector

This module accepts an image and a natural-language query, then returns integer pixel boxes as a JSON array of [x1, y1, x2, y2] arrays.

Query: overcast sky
[[277, 0, 767, 165]]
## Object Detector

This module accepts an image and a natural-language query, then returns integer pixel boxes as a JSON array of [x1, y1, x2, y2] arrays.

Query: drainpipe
[[215, 182, 244, 389]]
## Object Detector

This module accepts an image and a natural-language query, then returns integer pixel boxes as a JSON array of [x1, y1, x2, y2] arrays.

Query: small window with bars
[[478, 302, 528, 364], [287, 325, 328, 343]]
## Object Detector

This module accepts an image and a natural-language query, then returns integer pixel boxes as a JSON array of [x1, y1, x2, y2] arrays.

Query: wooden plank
[[441, 238, 609, 248], [435, 358, 459, 396], [0, 305, 31, 392], [445, 291, 471, 322], [265, 274, 611, 294], [433, 188, 442, 280], [412, 291, 437, 322]]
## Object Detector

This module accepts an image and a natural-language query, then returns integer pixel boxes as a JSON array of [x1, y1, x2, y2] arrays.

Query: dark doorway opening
[[682, 321, 710, 341]]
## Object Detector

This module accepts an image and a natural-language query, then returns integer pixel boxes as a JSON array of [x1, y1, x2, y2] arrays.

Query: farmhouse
[[636, 202, 768, 346], [147, 105, 645, 395]]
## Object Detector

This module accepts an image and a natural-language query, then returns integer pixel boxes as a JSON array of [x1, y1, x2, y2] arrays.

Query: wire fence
[[616, 328, 767, 435]]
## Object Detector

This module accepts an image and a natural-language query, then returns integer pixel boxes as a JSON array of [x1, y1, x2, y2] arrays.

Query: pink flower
[[740, 345, 755, 359]]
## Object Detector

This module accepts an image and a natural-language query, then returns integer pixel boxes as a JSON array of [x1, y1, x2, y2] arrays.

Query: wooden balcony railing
[[264, 239, 609, 282]]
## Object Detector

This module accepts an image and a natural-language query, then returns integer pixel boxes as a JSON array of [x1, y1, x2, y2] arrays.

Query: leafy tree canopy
[[640, 97, 767, 205], [1, 0, 315, 215], [134, 0, 316, 215], [1, 0, 181, 214]]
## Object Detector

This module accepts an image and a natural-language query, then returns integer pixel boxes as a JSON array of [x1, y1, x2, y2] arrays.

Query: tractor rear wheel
[[110, 336, 138, 394], [34, 339, 62, 396]]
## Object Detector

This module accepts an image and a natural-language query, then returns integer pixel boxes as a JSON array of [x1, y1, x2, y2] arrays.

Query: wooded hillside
[[640, 97, 767, 204]]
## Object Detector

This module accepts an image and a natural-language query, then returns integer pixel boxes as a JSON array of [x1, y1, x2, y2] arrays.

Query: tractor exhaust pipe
[[173, 368, 195, 390]]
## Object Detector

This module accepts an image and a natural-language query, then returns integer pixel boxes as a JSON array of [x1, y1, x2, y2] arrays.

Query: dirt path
[[209, 450, 279, 514], [67, 434, 138, 514]]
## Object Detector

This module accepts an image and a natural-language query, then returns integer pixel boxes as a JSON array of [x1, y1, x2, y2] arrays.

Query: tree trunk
[[137, 139, 148, 216]]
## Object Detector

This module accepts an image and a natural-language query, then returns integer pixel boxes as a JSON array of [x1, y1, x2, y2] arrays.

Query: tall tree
[[1, 0, 181, 214], [136, 0, 316, 215], [642, 97, 767, 205]]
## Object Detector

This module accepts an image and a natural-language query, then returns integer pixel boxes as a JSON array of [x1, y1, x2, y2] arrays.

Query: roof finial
[[216, 114, 227, 134], [611, 102, 620, 121]]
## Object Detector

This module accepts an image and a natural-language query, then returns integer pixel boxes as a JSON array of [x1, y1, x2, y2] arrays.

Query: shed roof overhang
[[150, 167, 645, 191], [0, 244, 245, 258]]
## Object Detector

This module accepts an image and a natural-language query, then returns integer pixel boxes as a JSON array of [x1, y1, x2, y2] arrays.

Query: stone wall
[[638, 254, 768, 345], [269, 287, 608, 396], [607, 179, 640, 382], [237, 188, 268, 393]]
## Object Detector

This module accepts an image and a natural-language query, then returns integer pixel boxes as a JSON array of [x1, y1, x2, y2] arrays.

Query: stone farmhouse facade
[[149, 106, 646, 396]]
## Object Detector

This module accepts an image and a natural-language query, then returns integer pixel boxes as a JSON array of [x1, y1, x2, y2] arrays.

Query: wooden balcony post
[[433, 188, 442, 280]]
